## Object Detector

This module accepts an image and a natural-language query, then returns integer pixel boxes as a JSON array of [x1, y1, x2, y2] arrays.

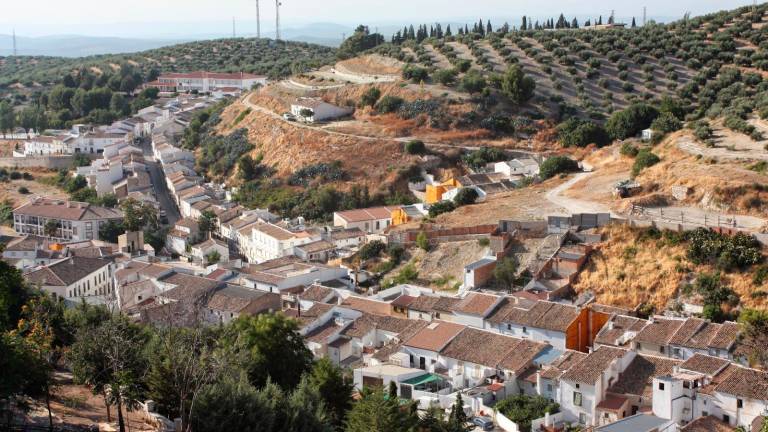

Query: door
[[419, 357, 426, 370]]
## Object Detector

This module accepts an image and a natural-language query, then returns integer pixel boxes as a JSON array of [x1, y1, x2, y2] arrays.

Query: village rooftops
[[24, 256, 111, 286], [159, 273, 221, 301], [404, 321, 465, 352], [390, 294, 417, 309], [242, 261, 337, 285], [560, 346, 628, 385], [679, 353, 731, 376], [594, 314, 648, 347], [299, 284, 336, 303], [539, 350, 589, 380], [341, 313, 422, 339], [292, 97, 339, 109], [452, 292, 501, 316], [205, 285, 277, 314], [633, 317, 685, 346], [14, 197, 123, 221], [714, 365, 768, 400], [407, 295, 460, 314], [487, 299, 581, 333], [4, 235, 50, 251], [295, 240, 336, 254], [328, 227, 366, 240], [609, 354, 680, 398], [253, 222, 312, 241], [680, 416, 735, 432], [668, 318, 740, 351], [340, 296, 392, 316], [439, 327, 547, 373], [595, 414, 670, 432], [334, 206, 400, 223]]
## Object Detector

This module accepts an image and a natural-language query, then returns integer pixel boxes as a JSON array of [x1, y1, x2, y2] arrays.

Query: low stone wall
[[0, 156, 76, 169]]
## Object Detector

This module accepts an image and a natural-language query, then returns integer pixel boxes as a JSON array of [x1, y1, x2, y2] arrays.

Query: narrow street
[[139, 138, 181, 226]]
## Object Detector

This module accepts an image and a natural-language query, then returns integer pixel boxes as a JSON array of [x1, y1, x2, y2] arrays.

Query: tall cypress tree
[[445, 24, 452, 36]]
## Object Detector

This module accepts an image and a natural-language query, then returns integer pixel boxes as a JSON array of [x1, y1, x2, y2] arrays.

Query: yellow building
[[425, 178, 460, 204]]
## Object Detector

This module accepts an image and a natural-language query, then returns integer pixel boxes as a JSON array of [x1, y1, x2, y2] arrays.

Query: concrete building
[[13, 197, 123, 242], [146, 72, 268, 93], [291, 98, 353, 122]]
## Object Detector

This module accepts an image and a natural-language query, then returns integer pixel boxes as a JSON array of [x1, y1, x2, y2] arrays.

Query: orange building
[[425, 178, 461, 204]]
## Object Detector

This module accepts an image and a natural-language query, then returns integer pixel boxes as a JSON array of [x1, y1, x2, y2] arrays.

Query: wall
[[495, 412, 520, 432], [0, 155, 90, 169]]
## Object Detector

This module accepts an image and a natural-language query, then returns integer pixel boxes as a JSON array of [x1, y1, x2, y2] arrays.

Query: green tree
[[539, 156, 579, 179], [493, 257, 518, 291], [0, 261, 30, 331], [44, 219, 59, 238], [650, 112, 682, 134], [501, 65, 536, 104], [416, 231, 430, 251], [739, 309, 768, 367], [460, 70, 487, 93], [453, 188, 479, 206], [120, 197, 157, 232], [404, 140, 426, 155], [284, 376, 334, 432], [428, 201, 457, 218], [0, 332, 48, 416], [190, 374, 277, 432], [0, 100, 15, 138], [345, 387, 418, 432], [446, 393, 471, 432], [68, 316, 149, 432], [308, 358, 353, 430], [206, 250, 221, 264], [198, 210, 218, 240], [224, 314, 313, 390], [605, 103, 659, 140], [631, 149, 660, 177], [360, 87, 382, 107], [495, 395, 559, 432]]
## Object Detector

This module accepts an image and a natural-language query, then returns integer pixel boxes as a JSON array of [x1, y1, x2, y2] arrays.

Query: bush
[[17, 186, 29, 194], [375, 95, 404, 113], [360, 87, 381, 107], [686, 228, 762, 270], [556, 118, 610, 148], [462, 147, 507, 169], [453, 188, 479, 206], [404, 140, 426, 155], [460, 70, 487, 94], [651, 112, 682, 134], [454, 59, 472, 73], [402, 65, 429, 82], [416, 231, 430, 251], [606, 103, 659, 140], [620, 142, 639, 157], [496, 395, 559, 432], [9, 171, 21, 180], [358, 240, 386, 261], [539, 156, 579, 180], [287, 161, 347, 187], [428, 201, 456, 218], [432, 68, 458, 86], [631, 149, 660, 176]]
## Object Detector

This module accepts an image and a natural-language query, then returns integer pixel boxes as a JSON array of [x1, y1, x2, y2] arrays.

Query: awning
[[403, 374, 442, 386]]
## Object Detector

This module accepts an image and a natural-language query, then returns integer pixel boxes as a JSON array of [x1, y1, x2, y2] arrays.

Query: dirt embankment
[[217, 100, 417, 192], [573, 224, 767, 311]]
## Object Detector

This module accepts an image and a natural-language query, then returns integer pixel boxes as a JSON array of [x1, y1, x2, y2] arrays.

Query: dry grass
[[573, 224, 768, 311], [0, 170, 66, 205], [336, 54, 403, 75], [386, 240, 488, 290]]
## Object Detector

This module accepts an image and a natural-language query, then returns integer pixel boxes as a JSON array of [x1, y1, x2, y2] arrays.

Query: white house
[[243, 222, 320, 263], [333, 206, 400, 234], [291, 98, 353, 123], [190, 238, 230, 264], [147, 72, 268, 93], [13, 197, 124, 242], [76, 160, 125, 196], [24, 256, 114, 304], [493, 158, 540, 177]]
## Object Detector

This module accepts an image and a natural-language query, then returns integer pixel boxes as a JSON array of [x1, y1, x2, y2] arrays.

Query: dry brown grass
[[217, 100, 417, 192], [0, 170, 66, 206], [336, 54, 403, 75], [573, 224, 768, 311]]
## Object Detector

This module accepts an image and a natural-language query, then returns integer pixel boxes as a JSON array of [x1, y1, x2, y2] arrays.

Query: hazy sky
[[0, 0, 753, 38]]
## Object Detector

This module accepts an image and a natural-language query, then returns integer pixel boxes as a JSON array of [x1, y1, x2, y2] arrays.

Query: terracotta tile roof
[[305, 321, 343, 344], [341, 314, 421, 338], [14, 197, 123, 221], [634, 317, 685, 345], [160, 71, 266, 80], [205, 285, 276, 313], [391, 295, 416, 308], [137, 264, 173, 279], [340, 296, 391, 316], [296, 240, 336, 253], [680, 354, 731, 376], [24, 256, 110, 286], [404, 321, 465, 352], [452, 292, 500, 316], [540, 350, 589, 380], [709, 322, 740, 350], [681, 416, 735, 432], [609, 354, 680, 398], [590, 304, 634, 316], [329, 227, 366, 240], [487, 299, 580, 333], [334, 206, 400, 223], [560, 347, 627, 385], [498, 339, 547, 374], [595, 315, 648, 347], [440, 327, 518, 367], [407, 295, 461, 313], [714, 366, 768, 400], [596, 395, 628, 412], [668, 318, 739, 351], [299, 284, 335, 303], [253, 222, 306, 241], [159, 273, 220, 301]]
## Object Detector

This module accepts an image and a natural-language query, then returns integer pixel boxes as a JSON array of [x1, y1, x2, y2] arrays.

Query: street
[[139, 138, 181, 226]]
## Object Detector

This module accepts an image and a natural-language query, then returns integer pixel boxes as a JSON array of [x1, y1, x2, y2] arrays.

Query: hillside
[[0, 37, 337, 90]]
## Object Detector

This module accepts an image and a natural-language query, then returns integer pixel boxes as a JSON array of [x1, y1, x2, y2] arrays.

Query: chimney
[[607, 321, 614, 330]]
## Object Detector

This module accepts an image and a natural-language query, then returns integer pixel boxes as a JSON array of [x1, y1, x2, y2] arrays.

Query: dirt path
[[545, 170, 614, 215], [677, 134, 768, 161]]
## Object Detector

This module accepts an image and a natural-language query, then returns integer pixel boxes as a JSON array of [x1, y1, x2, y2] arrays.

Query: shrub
[[432, 68, 458, 86], [631, 149, 660, 176], [375, 95, 404, 113], [460, 70, 487, 94], [620, 142, 639, 157], [496, 395, 559, 432], [650, 112, 682, 134], [539, 156, 579, 180], [606, 103, 659, 140], [17, 186, 29, 194], [428, 201, 456, 218], [9, 171, 21, 180], [358, 240, 386, 261], [287, 161, 347, 187], [685, 228, 762, 270], [453, 188, 479, 206], [402, 65, 429, 82], [404, 140, 426, 155], [416, 231, 430, 251], [454, 59, 472, 73], [360, 87, 381, 107], [462, 147, 507, 169], [556, 118, 610, 147]]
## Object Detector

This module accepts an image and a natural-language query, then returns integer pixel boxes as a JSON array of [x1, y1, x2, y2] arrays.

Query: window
[[578, 413, 586, 424], [522, 326, 528, 333], [573, 392, 582, 407], [547, 384, 553, 392], [658, 383, 665, 391], [723, 414, 730, 424], [507, 324, 512, 330], [702, 411, 708, 417], [737, 399, 743, 409], [575, 383, 580, 389], [659, 346, 665, 354]]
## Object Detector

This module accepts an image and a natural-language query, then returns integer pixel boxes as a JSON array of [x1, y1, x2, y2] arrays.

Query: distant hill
[[0, 34, 187, 58], [0, 38, 337, 88]]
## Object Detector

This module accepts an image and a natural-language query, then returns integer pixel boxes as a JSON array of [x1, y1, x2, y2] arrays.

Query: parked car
[[472, 416, 494, 431], [282, 113, 296, 121]]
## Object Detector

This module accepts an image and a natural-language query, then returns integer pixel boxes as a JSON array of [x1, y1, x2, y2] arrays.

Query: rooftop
[[679, 354, 731, 376], [609, 354, 680, 398], [14, 197, 123, 221], [24, 256, 111, 286], [334, 206, 400, 223], [452, 292, 500, 316], [560, 346, 627, 385], [404, 321, 465, 352]]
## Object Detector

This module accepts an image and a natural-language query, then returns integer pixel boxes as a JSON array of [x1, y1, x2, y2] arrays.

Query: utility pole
[[256, 0, 261, 38], [275, 0, 281, 41], [12, 28, 17, 56]]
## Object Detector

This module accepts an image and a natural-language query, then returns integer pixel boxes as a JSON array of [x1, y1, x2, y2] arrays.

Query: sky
[[0, 0, 754, 38]]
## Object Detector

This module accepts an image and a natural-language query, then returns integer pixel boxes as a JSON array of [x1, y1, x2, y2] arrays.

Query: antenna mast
[[643, 6, 647, 26], [276, 0, 281, 41], [12, 29, 17, 56], [233, 17, 236, 38], [256, 0, 261, 38]]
